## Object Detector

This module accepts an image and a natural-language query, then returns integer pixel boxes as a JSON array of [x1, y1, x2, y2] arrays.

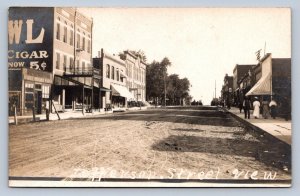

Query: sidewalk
[[226, 107, 291, 145], [8, 107, 149, 124]]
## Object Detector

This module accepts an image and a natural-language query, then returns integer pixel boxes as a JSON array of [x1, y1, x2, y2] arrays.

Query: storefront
[[9, 68, 52, 116], [111, 84, 135, 108]]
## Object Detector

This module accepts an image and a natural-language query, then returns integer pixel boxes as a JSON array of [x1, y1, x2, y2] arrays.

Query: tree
[[166, 74, 191, 105], [146, 57, 171, 104]]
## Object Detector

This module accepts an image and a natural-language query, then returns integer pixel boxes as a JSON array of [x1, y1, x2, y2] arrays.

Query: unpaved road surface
[[9, 106, 291, 183]]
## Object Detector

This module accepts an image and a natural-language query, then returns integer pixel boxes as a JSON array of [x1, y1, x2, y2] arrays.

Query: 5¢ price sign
[[30, 61, 47, 70]]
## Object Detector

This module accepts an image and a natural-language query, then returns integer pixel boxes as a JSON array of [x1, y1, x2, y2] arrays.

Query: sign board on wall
[[8, 7, 54, 72]]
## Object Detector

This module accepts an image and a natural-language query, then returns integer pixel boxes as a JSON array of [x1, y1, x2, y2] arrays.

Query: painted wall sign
[[8, 7, 54, 72]]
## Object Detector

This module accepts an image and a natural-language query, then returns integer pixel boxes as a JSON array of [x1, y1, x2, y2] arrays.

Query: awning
[[111, 84, 135, 100], [246, 73, 272, 96], [120, 72, 127, 78], [99, 87, 111, 92]]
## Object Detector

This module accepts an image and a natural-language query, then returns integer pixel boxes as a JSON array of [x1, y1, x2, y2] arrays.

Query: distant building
[[93, 49, 135, 111], [232, 64, 255, 105], [221, 74, 233, 108], [246, 53, 291, 119], [121, 51, 147, 102]]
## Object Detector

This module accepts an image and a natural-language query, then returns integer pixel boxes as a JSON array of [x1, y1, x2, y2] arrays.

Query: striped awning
[[111, 84, 135, 100], [246, 73, 272, 96]]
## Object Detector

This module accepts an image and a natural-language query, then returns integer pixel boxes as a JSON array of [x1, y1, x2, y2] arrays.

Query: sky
[[79, 8, 291, 105]]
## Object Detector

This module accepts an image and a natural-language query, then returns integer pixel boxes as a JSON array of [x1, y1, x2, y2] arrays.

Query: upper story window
[[82, 32, 85, 51], [82, 61, 85, 71], [56, 53, 60, 69], [69, 57, 74, 69], [70, 29, 74, 46], [63, 22, 67, 43], [64, 55, 67, 70], [106, 64, 110, 78], [116, 69, 120, 81], [87, 39, 91, 53], [111, 66, 115, 80], [56, 23, 60, 40]]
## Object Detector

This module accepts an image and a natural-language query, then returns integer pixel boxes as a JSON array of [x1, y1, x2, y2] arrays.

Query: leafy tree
[[166, 74, 191, 105], [146, 57, 171, 104]]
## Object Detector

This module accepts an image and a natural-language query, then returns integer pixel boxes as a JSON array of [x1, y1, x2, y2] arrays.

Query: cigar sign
[[8, 7, 54, 72]]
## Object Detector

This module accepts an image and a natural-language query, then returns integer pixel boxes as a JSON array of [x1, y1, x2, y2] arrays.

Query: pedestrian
[[243, 96, 251, 119], [253, 97, 260, 119], [238, 101, 243, 113], [262, 98, 269, 119], [269, 99, 278, 119]]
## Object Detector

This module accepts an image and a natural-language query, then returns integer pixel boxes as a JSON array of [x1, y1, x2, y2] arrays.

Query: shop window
[[42, 85, 50, 98], [35, 84, 42, 90], [25, 83, 34, 91]]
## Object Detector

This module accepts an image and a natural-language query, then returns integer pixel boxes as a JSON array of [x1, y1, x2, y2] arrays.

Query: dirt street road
[[9, 106, 291, 183]]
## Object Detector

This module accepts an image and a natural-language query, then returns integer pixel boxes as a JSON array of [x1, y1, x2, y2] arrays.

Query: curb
[[224, 108, 291, 147]]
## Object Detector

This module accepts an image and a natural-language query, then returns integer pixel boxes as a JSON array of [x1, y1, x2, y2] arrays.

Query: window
[[56, 23, 60, 40], [63, 25, 67, 43], [82, 61, 85, 71], [82, 32, 85, 51], [76, 60, 80, 69], [77, 33, 80, 48], [56, 53, 60, 69], [25, 83, 34, 92], [25, 83, 34, 111], [70, 30, 73, 45], [69, 58, 74, 69], [63, 55, 67, 71], [116, 69, 119, 81], [42, 85, 50, 98], [111, 66, 115, 80], [106, 64, 110, 78], [87, 39, 91, 53]]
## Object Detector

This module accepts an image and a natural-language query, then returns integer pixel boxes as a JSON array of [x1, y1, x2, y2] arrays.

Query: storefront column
[[62, 89, 65, 112], [72, 96, 75, 111], [82, 85, 85, 115]]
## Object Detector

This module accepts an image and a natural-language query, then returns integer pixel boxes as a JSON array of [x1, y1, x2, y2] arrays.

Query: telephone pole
[[215, 80, 216, 99]]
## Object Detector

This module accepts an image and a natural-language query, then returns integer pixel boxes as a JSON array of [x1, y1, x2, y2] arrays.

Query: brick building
[[8, 7, 93, 116]]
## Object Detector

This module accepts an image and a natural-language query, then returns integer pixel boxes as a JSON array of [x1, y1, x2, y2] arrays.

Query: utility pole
[[164, 73, 166, 108], [215, 80, 216, 99]]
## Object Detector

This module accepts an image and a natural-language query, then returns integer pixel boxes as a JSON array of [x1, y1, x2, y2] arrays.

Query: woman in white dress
[[253, 97, 261, 119]]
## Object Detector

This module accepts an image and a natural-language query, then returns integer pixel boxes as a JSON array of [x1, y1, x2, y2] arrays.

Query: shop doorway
[[35, 90, 42, 114]]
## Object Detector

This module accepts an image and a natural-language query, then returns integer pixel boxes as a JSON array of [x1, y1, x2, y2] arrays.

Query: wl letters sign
[[8, 7, 54, 72]]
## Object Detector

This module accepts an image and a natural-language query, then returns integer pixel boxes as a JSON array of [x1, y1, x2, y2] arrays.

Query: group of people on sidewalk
[[240, 96, 277, 120]]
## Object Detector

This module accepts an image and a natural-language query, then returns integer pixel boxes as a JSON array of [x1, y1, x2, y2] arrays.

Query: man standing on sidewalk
[[243, 96, 251, 119], [269, 99, 278, 119]]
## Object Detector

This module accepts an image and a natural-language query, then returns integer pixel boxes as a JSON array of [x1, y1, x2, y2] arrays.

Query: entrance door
[[35, 90, 42, 114]]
